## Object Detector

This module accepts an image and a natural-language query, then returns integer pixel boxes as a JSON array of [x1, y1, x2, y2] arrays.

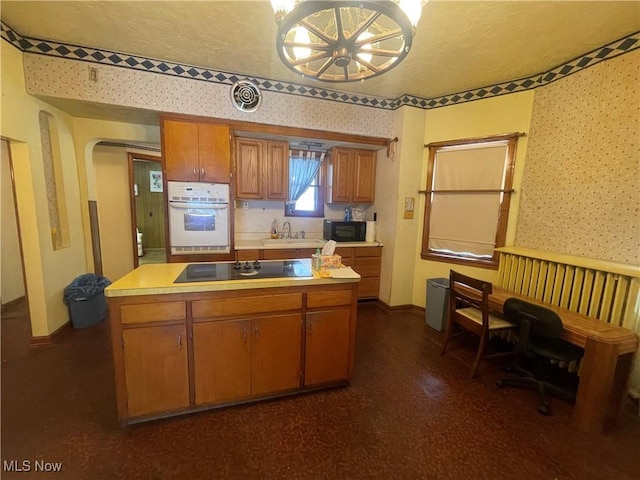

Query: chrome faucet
[[281, 221, 291, 239]]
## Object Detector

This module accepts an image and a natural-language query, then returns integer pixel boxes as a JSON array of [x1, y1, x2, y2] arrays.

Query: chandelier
[[271, 1, 427, 82]]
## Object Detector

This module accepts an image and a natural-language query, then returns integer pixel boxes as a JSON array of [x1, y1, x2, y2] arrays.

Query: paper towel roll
[[365, 221, 376, 243]]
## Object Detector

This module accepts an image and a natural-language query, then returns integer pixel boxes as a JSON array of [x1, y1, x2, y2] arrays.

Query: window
[[285, 168, 324, 217], [420, 133, 519, 268], [285, 150, 325, 218]]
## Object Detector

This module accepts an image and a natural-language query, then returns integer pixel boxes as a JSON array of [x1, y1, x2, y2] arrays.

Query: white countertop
[[235, 239, 383, 250]]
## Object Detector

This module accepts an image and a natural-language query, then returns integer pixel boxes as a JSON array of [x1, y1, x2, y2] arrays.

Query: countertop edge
[[105, 275, 359, 298]]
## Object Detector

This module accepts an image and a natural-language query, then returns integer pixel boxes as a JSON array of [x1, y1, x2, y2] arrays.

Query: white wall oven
[[167, 181, 230, 255]]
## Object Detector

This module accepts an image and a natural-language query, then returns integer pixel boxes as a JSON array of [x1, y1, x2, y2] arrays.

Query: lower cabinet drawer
[[307, 289, 352, 308], [192, 293, 303, 319], [121, 301, 186, 324], [353, 257, 381, 277], [358, 277, 380, 299]]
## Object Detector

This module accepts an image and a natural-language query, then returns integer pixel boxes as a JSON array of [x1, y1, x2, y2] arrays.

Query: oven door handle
[[169, 202, 229, 210]]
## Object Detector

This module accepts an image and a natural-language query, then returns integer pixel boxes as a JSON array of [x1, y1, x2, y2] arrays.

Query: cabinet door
[[251, 314, 302, 396], [352, 150, 376, 203], [235, 138, 263, 199], [305, 309, 351, 386], [199, 124, 231, 183], [163, 120, 200, 181], [265, 141, 289, 200], [123, 324, 190, 417], [193, 320, 251, 404], [327, 148, 353, 203]]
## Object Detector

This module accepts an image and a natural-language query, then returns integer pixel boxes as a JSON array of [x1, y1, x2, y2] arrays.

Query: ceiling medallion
[[271, 1, 426, 83], [230, 80, 262, 112]]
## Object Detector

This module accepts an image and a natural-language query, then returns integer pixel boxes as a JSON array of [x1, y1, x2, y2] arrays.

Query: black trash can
[[425, 278, 449, 332], [64, 274, 111, 329]]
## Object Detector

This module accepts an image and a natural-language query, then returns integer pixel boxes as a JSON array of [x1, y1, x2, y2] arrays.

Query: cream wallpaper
[[515, 51, 640, 265], [22, 54, 393, 139]]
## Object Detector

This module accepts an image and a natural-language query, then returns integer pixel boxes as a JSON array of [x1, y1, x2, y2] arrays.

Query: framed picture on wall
[[150, 171, 163, 192]]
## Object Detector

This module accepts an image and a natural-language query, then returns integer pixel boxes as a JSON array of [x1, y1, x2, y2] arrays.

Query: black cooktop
[[174, 260, 313, 283]]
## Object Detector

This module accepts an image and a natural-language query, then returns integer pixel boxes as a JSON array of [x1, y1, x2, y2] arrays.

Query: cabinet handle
[[200, 167, 205, 176], [192, 168, 197, 177], [309, 320, 314, 335], [178, 335, 182, 349], [242, 328, 248, 344], [254, 327, 259, 340]]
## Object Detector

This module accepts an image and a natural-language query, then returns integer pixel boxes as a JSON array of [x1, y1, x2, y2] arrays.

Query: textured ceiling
[[1, 1, 639, 100]]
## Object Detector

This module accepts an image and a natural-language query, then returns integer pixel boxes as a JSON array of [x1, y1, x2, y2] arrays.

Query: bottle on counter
[[344, 208, 352, 221], [314, 247, 322, 270], [271, 219, 278, 239]]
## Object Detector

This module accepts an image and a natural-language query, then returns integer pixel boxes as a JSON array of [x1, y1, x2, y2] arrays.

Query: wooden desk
[[489, 287, 638, 434]]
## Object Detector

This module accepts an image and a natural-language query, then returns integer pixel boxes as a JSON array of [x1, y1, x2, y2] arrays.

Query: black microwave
[[323, 220, 367, 242]]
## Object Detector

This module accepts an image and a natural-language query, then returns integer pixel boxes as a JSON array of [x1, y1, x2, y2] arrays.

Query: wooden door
[[199, 124, 231, 183], [265, 141, 289, 200], [193, 319, 251, 404], [304, 309, 351, 386], [123, 324, 190, 417], [235, 138, 263, 199], [352, 150, 376, 203], [327, 148, 353, 203], [251, 314, 302, 395], [163, 120, 200, 181]]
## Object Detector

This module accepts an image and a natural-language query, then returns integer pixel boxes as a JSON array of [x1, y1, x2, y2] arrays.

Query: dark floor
[[2, 300, 639, 480]]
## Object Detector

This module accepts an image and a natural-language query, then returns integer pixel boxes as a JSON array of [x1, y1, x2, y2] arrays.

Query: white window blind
[[428, 143, 509, 258]]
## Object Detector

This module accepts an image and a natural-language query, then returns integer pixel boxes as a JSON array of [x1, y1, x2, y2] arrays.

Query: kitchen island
[[105, 260, 360, 424]]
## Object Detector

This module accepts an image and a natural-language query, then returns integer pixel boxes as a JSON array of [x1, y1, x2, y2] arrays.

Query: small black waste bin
[[425, 278, 449, 332], [64, 274, 111, 329]]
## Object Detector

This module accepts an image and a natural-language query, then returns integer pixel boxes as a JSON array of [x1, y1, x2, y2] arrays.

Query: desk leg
[[572, 339, 634, 434]]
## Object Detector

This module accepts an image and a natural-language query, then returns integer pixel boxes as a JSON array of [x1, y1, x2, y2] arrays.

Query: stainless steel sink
[[261, 238, 325, 247]]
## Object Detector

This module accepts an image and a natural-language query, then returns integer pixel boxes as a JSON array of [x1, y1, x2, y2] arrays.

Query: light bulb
[[356, 31, 374, 64], [398, 0, 426, 27], [293, 26, 311, 61]]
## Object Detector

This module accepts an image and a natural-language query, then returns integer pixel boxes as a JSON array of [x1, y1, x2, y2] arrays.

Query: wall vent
[[230, 80, 262, 113]]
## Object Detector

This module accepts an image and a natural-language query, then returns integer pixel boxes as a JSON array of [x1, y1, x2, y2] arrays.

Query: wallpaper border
[[1, 21, 638, 112]]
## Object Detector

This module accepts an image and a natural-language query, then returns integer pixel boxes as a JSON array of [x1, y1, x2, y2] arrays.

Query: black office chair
[[496, 298, 584, 415]]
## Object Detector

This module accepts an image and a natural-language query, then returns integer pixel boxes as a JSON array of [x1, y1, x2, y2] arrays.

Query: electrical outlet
[[242, 202, 249, 210], [88, 66, 98, 82]]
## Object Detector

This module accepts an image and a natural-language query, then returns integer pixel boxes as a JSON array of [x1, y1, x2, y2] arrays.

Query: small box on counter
[[312, 254, 342, 270]]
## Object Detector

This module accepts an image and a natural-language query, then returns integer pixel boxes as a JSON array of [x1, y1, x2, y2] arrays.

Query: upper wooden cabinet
[[162, 119, 231, 183], [235, 138, 289, 200], [325, 147, 376, 203]]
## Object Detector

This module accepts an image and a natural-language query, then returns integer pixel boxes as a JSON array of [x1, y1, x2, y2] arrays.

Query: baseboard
[[30, 321, 71, 347], [374, 299, 423, 314], [1, 295, 26, 313]]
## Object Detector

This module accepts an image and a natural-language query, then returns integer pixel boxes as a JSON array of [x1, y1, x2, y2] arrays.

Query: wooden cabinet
[[109, 283, 357, 423], [162, 119, 231, 183], [193, 319, 251, 404], [122, 324, 190, 417], [235, 138, 289, 200], [325, 147, 376, 203], [354, 247, 382, 299], [305, 308, 351, 386], [193, 314, 302, 404], [251, 314, 302, 395]]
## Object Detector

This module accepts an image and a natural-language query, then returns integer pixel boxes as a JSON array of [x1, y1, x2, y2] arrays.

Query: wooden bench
[[490, 247, 639, 434]]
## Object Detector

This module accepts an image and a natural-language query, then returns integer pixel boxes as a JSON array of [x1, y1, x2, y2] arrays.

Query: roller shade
[[428, 144, 509, 258]]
